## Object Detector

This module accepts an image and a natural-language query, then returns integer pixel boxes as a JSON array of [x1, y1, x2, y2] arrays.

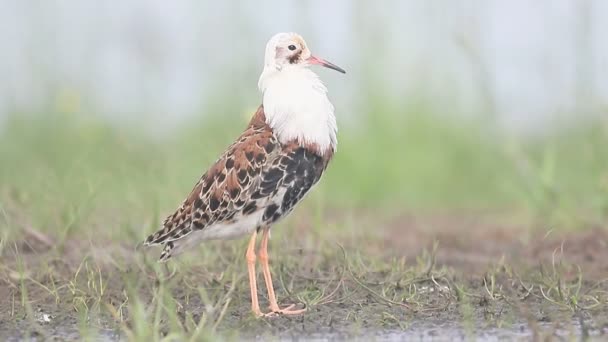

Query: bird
[[143, 32, 345, 317]]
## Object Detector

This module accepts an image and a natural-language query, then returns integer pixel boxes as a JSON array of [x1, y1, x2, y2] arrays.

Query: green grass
[[1, 102, 606, 237], [0, 101, 607, 340]]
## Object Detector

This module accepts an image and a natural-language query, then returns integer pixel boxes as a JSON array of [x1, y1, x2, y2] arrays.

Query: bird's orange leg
[[246, 230, 263, 317], [258, 227, 306, 315]]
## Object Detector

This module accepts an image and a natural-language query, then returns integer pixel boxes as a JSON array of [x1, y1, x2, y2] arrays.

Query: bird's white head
[[261, 32, 346, 75], [258, 32, 345, 155]]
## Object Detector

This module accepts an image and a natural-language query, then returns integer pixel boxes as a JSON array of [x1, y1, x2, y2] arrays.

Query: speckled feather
[[144, 105, 333, 262]]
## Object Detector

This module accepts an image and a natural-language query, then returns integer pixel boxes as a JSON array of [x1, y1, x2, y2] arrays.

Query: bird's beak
[[307, 55, 346, 74]]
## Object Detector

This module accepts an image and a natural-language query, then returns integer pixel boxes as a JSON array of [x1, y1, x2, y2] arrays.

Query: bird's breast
[[262, 69, 338, 153]]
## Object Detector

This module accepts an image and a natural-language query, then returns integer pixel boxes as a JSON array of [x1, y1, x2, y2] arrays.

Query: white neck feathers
[[258, 66, 337, 155]]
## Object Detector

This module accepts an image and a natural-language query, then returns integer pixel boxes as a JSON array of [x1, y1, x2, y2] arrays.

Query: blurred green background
[[1, 1, 607, 242]]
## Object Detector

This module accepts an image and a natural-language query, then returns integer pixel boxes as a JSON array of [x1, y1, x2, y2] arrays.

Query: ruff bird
[[144, 32, 345, 317]]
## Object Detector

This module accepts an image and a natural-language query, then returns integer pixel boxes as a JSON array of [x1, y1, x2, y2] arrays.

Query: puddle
[[266, 321, 605, 342], [2, 317, 605, 341]]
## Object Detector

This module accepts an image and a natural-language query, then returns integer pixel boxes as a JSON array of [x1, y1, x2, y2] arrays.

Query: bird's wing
[[143, 106, 280, 246]]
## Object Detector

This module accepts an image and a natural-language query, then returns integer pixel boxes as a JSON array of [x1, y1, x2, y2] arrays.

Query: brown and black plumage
[[143, 32, 345, 317], [144, 107, 332, 261]]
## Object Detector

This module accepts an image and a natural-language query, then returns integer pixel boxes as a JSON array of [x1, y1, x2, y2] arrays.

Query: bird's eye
[[288, 45, 297, 51]]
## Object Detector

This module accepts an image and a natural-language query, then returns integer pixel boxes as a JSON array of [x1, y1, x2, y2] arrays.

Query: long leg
[[258, 227, 306, 315], [246, 230, 263, 317]]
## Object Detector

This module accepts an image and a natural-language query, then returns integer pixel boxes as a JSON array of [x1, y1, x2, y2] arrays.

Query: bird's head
[[262, 32, 345, 75]]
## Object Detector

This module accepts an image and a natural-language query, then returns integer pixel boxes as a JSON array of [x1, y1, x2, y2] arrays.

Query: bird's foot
[[252, 304, 307, 318], [268, 304, 307, 316]]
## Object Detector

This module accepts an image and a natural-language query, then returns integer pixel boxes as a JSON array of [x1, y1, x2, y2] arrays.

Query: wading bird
[[144, 32, 345, 317]]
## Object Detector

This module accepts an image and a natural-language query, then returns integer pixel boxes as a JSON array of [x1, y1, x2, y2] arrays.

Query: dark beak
[[307, 55, 346, 74]]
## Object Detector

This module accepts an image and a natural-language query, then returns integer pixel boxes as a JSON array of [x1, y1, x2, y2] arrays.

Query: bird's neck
[[258, 67, 337, 155]]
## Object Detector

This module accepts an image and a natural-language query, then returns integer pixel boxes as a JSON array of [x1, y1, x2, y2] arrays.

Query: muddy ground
[[1, 213, 608, 340]]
